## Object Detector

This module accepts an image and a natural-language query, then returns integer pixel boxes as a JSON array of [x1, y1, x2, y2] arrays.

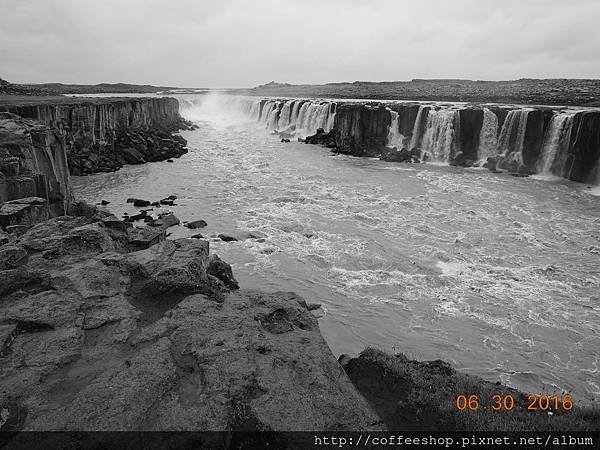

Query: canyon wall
[[0, 113, 71, 229], [0, 97, 190, 175], [226, 96, 600, 185]]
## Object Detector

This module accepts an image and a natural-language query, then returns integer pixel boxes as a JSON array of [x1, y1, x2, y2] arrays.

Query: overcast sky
[[1, 0, 599, 87]]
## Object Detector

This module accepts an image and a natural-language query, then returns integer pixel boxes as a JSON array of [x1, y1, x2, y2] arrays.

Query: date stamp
[[455, 393, 574, 412]]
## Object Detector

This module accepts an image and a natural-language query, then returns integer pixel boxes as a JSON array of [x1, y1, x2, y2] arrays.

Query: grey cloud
[[0, 0, 598, 86]]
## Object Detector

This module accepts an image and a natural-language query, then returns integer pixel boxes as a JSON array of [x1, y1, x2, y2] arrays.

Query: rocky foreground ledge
[[0, 205, 381, 431]]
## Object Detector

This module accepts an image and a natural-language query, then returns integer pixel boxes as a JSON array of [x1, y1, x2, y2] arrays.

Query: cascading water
[[536, 112, 576, 176], [420, 108, 457, 162], [497, 109, 532, 165], [409, 105, 426, 151], [478, 108, 499, 161], [278, 101, 292, 130], [386, 110, 406, 149]]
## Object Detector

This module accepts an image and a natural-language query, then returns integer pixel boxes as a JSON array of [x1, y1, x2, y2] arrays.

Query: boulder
[[380, 147, 412, 163], [129, 238, 210, 293], [218, 234, 238, 242], [0, 197, 49, 229], [120, 148, 146, 165], [207, 254, 239, 290], [305, 129, 336, 148], [148, 214, 180, 229], [128, 227, 166, 249], [184, 219, 207, 229], [100, 215, 133, 232], [133, 199, 151, 207]]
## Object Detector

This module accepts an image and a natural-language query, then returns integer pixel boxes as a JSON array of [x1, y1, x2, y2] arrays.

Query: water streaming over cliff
[[478, 108, 499, 162], [185, 95, 598, 185], [386, 109, 406, 149], [420, 108, 459, 162], [409, 105, 427, 151], [179, 94, 336, 138], [497, 109, 532, 165], [537, 113, 576, 176]]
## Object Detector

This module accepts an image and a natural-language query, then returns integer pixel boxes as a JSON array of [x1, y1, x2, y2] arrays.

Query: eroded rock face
[[0, 115, 71, 220], [0, 213, 380, 432], [333, 104, 391, 157], [0, 98, 191, 176]]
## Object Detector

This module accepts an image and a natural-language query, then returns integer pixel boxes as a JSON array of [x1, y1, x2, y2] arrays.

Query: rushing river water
[[73, 95, 600, 405]]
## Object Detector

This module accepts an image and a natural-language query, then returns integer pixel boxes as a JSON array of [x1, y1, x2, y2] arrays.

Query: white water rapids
[[73, 93, 600, 405]]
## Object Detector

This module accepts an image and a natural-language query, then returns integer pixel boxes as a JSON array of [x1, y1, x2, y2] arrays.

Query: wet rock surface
[[0, 210, 381, 432]]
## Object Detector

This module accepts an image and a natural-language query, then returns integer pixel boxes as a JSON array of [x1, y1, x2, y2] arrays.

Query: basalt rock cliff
[[0, 113, 72, 230], [0, 97, 193, 175], [325, 102, 599, 183]]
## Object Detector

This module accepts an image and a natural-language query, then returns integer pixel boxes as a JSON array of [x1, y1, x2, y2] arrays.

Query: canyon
[[1, 93, 599, 436]]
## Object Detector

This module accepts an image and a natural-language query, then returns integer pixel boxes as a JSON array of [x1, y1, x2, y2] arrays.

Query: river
[[73, 94, 600, 405]]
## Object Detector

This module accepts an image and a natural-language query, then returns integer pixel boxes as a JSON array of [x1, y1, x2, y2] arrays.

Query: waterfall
[[386, 110, 405, 149], [408, 106, 426, 151], [277, 100, 292, 130], [497, 109, 531, 164], [477, 108, 499, 161], [199, 96, 335, 138], [420, 108, 457, 162], [537, 112, 575, 175]]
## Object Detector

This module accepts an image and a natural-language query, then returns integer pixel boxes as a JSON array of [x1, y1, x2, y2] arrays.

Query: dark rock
[[167, 159, 174, 163], [100, 215, 133, 232], [150, 202, 161, 207], [0, 229, 10, 246], [0, 244, 28, 269], [167, 195, 177, 200], [185, 220, 207, 229], [121, 148, 146, 165], [483, 157, 498, 170], [190, 233, 205, 239], [305, 128, 336, 148], [334, 104, 391, 156], [218, 234, 239, 242], [450, 152, 476, 167], [380, 147, 412, 163], [124, 210, 147, 222], [133, 199, 151, 207], [148, 213, 180, 229], [160, 199, 174, 206], [128, 227, 166, 249], [280, 139, 290, 143], [100, 200, 110, 206], [0, 197, 49, 229], [207, 254, 239, 290]]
